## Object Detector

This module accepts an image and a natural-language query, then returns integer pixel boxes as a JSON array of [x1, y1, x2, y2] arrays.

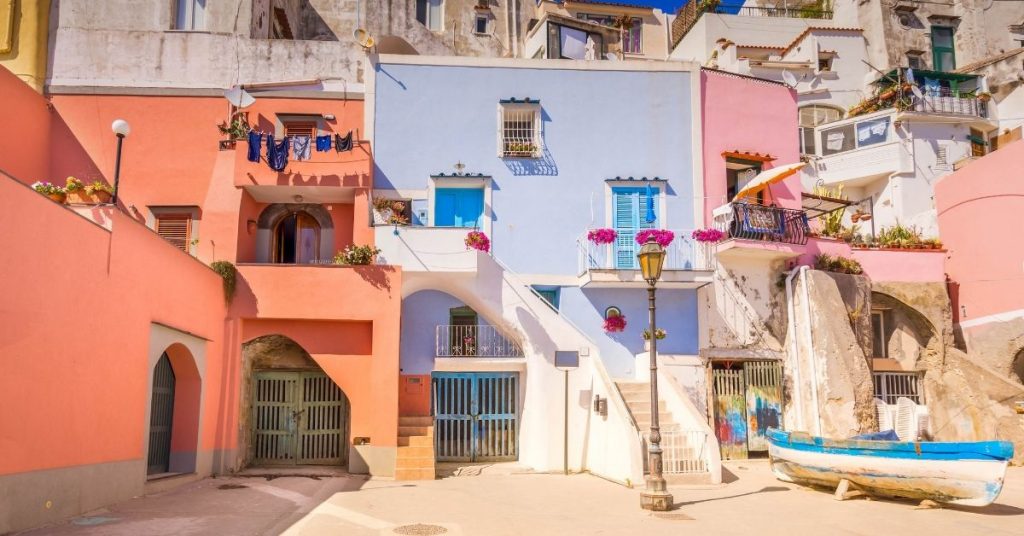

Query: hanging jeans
[[246, 131, 262, 162], [293, 135, 311, 161], [315, 135, 332, 152], [335, 131, 353, 152], [266, 135, 290, 172]]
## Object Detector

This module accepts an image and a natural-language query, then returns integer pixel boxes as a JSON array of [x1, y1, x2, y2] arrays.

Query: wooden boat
[[767, 428, 1014, 506]]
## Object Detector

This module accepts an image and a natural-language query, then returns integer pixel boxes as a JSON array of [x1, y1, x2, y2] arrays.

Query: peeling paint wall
[[47, 0, 535, 90]]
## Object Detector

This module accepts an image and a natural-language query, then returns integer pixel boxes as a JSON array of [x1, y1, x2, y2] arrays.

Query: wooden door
[[712, 367, 747, 460], [252, 371, 348, 466], [743, 361, 783, 453], [432, 372, 519, 462]]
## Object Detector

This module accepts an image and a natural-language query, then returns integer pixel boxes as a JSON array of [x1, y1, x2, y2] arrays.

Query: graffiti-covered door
[[744, 361, 783, 452], [712, 368, 747, 460], [712, 360, 783, 459]]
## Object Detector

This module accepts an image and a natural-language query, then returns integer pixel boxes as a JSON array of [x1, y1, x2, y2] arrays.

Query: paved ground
[[20, 462, 1024, 535]]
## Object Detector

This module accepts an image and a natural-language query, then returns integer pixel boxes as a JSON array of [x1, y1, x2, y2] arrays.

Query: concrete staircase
[[616, 380, 713, 484], [395, 416, 436, 481]]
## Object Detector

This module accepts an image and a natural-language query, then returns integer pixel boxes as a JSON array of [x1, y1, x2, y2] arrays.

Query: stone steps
[[395, 415, 436, 481]]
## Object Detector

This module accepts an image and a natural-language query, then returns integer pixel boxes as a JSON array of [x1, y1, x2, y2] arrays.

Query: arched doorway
[[242, 335, 350, 466], [146, 343, 202, 477], [273, 210, 321, 263], [147, 353, 176, 475]]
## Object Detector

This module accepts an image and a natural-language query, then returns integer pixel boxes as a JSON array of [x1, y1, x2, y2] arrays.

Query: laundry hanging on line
[[246, 131, 262, 163], [335, 131, 353, 152], [292, 135, 311, 161], [315, 135, 332, 152], [266, 135, 290, 172]]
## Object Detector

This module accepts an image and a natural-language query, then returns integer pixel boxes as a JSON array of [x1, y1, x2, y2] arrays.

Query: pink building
[[0, 66, 404, 533], [937, 140, 1024, 381]]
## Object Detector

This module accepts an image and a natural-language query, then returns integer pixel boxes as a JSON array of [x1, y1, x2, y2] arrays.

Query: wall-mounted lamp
[[323, 114, 336, 121], [293, 194, 304, 203], [593, 395, 607, 417], [246, 219, 257, 235]]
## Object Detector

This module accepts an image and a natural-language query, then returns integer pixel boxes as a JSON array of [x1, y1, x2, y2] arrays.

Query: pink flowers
[[634, 229, 675, 248], [587, 228, 618, 245], [465, 231, 491, 253], [603, 314, 627, 333], [691, 228, 726, 243]]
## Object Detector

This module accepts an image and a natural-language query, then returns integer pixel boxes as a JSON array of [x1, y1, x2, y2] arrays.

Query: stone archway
[[239, 335, 351, 468], [254, 203, 335, 263], [871, 292, 942, 371]]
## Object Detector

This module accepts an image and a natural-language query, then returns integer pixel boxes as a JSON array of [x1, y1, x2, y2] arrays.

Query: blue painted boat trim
[[766, 428, 1014, 461]]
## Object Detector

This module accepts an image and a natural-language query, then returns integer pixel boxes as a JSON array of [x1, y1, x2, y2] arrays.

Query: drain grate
[[392, 524, 448, 535], [217, 484, 247, 490]]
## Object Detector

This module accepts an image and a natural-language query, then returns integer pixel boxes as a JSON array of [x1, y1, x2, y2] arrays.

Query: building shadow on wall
[[357, 265, 396, 291], [503, 148, 559, 176]]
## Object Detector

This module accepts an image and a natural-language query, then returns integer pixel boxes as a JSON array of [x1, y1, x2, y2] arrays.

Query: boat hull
[[767, 429, 1012, 507]]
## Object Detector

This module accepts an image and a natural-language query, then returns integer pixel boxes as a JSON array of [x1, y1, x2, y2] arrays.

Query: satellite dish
[[911, 85, 924, 100], [354, 28, 374, 49], [224, 86, 255, 109], [782, 70, 797, 88], [605, 52, 619, 61]]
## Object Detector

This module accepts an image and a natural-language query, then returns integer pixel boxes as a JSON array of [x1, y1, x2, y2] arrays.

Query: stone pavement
[[19, 462, 1024, 535]]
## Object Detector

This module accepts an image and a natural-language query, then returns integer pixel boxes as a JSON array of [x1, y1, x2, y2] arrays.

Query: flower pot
[[93, 190, 113, 203], [65, 191, 92, 204], [47, 192, 67, 203], [372, 208, 392, 225]]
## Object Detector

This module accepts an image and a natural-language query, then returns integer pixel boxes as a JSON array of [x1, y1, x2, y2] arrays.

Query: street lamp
[[637, 236, 673, 511], [110, 119, 131, 205]]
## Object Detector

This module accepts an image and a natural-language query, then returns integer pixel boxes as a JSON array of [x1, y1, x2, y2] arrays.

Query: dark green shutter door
[[147, 353, 176, 475]]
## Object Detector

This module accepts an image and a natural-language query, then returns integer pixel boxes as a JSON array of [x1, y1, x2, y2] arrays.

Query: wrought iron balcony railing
[[435, 324, 524, 358], [714, 203, 810, 245]]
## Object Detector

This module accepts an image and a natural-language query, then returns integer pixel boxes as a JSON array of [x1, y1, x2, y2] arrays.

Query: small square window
[[906, 52, 924, 70], [818, 56, 833, 72], [155, 213, 193, 252], [532, 286, 560, 310], [475, 15, 488, 35], [498, 102, 542, 158]]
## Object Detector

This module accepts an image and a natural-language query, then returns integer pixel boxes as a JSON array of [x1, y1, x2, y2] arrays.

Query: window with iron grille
[[873, 372, 923, 405], [155, 214, 192, 252], [498, 103, 542, 158]]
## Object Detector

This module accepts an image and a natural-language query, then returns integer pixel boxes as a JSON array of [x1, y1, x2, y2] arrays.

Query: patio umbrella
[[644, 183, 656, 223], [732, 162, 807, 202]]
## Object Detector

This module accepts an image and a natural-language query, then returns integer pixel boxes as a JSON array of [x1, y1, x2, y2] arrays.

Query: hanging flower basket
[[587, 228, 618, 245], [603, 314, 627, 333], [635, 229, 675, 247], [691, 228, 725, 243], [465, 230, 491, 253]]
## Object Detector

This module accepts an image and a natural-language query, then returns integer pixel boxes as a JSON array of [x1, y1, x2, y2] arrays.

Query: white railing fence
[[435, 324, 524, 358], [872, 372, 923, 405], [577, 229, 714, 275], [641, 429, 710, 474]]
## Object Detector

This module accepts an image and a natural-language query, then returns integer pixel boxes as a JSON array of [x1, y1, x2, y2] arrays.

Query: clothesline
[[246, 130, 355, 171]]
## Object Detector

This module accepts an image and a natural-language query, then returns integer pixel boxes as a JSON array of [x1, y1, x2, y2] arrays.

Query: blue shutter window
[[532, 286, 560, 310], [435, 188, 484, 228], [611, 186, 659, 269]]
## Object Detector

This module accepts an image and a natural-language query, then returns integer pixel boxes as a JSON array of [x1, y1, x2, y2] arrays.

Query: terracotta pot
[[93, 190, 113, 203], [47, 192, 67, 203], [65, 191, 92, 204]]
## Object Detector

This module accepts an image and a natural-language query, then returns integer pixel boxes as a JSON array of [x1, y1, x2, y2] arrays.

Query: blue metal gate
[[432, 372, 519, 462]]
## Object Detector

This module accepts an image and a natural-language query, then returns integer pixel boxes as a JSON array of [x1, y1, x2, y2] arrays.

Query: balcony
[[713, 203, 809, 260], [374, 226, 482, 274], [814, 141, 907, 187], [672, 2, 832, 47], [435, 325, 523, 358], [233, 140, 371, 203], [907, 89, 987, 119], [576, 229, 715, 288]]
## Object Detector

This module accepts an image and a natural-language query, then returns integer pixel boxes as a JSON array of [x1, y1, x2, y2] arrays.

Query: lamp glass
[[111, 119, 131, 137], [636, 238, 666, 282]]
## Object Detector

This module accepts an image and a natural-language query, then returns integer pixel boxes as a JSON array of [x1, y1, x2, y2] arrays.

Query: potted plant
[[333, 244, 382, 265], [635, 229, 675, 247], [642, 327, 666, 350], [977, 92, 992, 103], [32, 181, 66, 203], [587, 228, 618, 245], [465, 230, 491, 253], [691, 228, 725, 243], [64, 177, 87, 203], [603, 312, 627, 333], [372, 196, 395, 225], [85, 181, 114, 203], [504, 142, 537, 157]]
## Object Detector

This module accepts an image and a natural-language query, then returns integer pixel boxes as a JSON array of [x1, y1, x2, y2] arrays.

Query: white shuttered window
[[498, 103, 542, 158]]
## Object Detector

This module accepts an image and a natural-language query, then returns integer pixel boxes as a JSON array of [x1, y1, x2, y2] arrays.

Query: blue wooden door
[[432, 372, 519, 462], [612, 187, 658, 269], [435, 188, 484, 228]]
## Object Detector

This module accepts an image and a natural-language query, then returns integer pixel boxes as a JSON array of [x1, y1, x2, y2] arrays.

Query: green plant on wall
[[813, 184, 848, 238], [334, 244, 382, 266], [210, 261, 237, 304]]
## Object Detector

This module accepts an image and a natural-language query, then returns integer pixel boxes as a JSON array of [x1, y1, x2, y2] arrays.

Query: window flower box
[[587, 228, 618, 245], [635, 229, 675, 247]]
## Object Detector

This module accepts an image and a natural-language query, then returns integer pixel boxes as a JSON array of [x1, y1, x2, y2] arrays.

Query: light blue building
[[370, 56, 717, 476]]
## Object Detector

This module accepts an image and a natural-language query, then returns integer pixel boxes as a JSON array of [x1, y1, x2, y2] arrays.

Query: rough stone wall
[[699, 257, 789, 353], [787, 270, 875, 437], [961, 318, 1024, 379], [47, 0, 534, 90]]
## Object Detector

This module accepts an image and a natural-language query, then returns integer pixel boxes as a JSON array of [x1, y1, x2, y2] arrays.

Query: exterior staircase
[[395, 416, 436, 481], [616, 380, 713, 484]]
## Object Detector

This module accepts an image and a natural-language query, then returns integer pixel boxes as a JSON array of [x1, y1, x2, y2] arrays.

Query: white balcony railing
[[576, 229, 714, 276], [435, 324, 524, 358]]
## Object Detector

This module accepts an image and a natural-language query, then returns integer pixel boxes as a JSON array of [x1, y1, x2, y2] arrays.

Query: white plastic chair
[[894, 397, 920, 441], [874, 398, 894, 432]]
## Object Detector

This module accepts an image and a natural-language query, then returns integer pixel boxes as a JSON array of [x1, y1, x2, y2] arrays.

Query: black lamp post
[[637, 236, 673, 511], [110, 119, 130, 205]]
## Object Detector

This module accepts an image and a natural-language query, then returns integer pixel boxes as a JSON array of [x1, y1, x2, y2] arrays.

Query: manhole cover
[[218, 484, 247, 490], [392, 524, 448, 535], [653, 512, 694, 521]]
